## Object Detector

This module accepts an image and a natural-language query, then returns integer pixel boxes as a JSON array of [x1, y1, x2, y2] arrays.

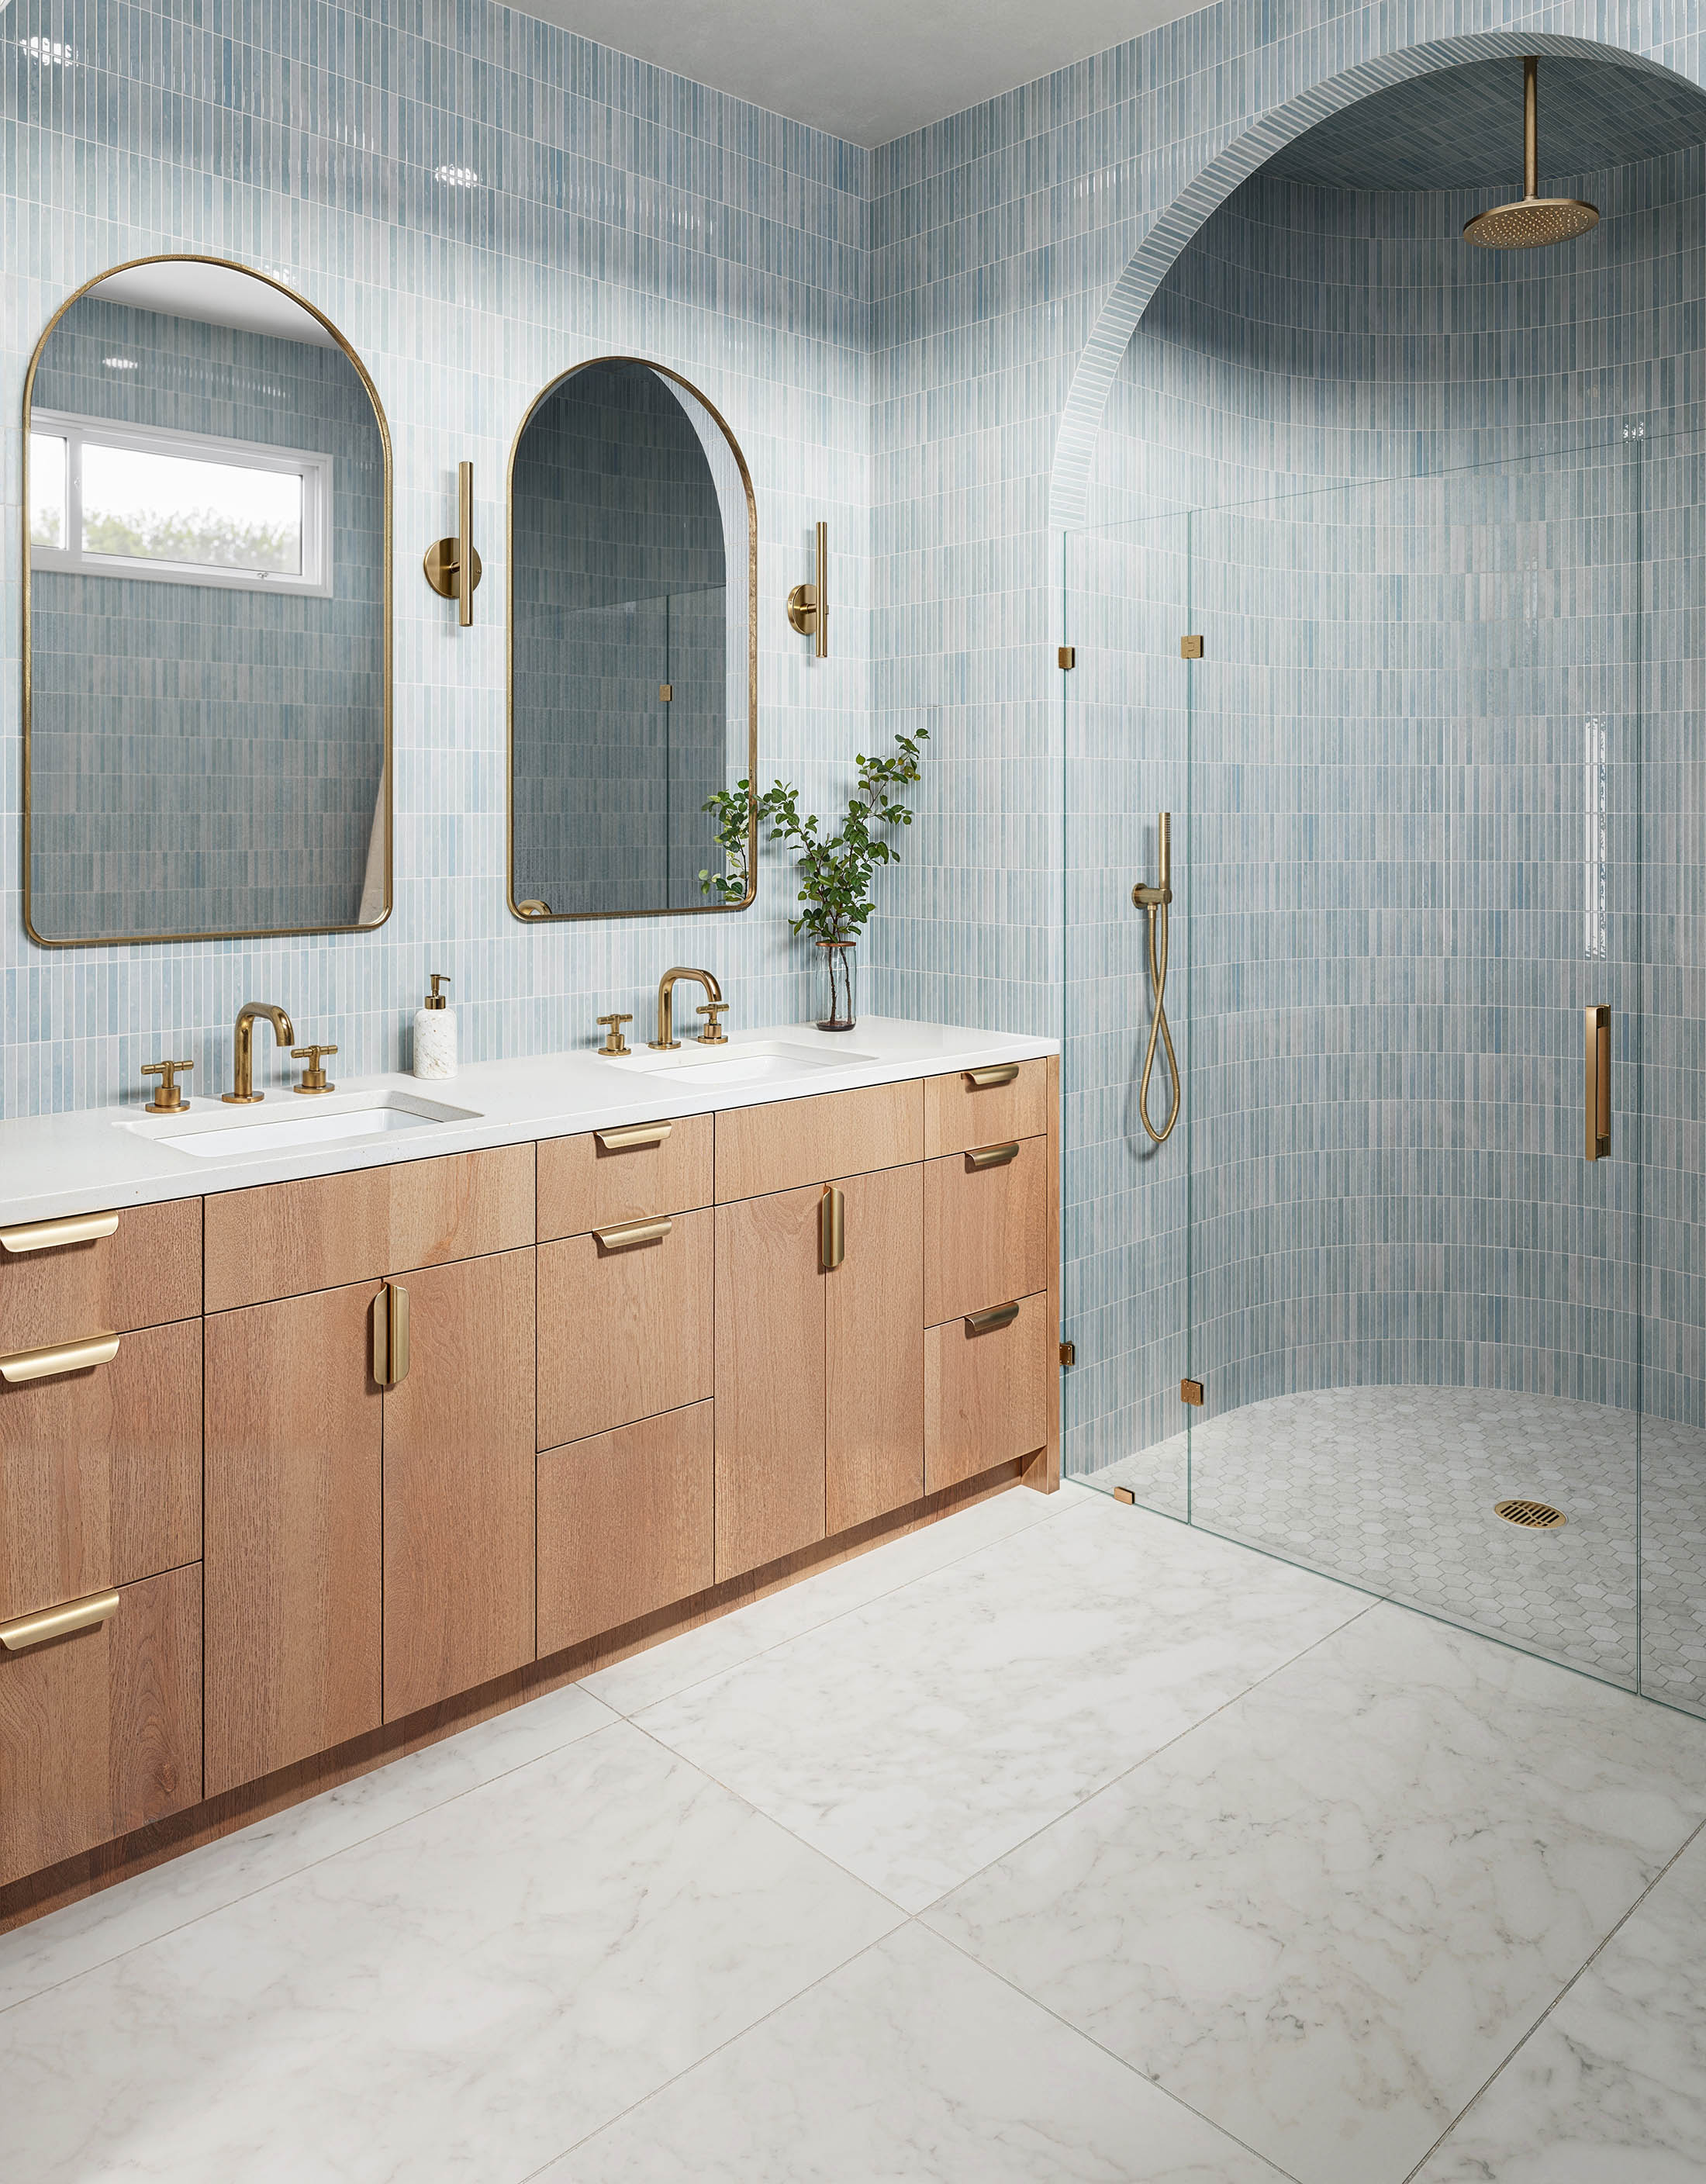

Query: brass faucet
[[223, 1001, 297, 1104], [650, 966, 724, 1051]]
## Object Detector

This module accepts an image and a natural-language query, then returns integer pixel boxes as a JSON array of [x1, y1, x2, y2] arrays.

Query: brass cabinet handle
[[373, 1281, 410, 1387], [1585, 1004, 1611, 1161], [963, 1063, 1020, 1089], [0, 1211, 120, 1256], [965, 1142, 1020, 1170], [965, 1301, 1020, 1336], [0, 1331, 121, 1385], [593, 1216, 673, 1250], [1, 1588, 121, 1653], [820, 1184, 845, 1271], [594, 1122, 673, 1152]]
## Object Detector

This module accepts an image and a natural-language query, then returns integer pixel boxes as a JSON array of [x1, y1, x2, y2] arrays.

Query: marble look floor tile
[[584, 1481, 1073, 1716], [540, 1921, 1293, 2184], [1414, 1827, 1706, 2183], [634, 1495, 1366, 1912], [0, 1678, 616, 2013], [0, 1720, 901, 2184], [927, 1605, 1706, 2184]]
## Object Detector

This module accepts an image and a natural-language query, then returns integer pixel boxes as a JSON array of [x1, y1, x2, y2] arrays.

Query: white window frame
[[28, 410, 334, 598]]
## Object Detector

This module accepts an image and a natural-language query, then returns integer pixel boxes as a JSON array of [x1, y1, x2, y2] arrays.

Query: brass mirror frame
[[506, 355, 758, 923], [20, 254, 395, 949]]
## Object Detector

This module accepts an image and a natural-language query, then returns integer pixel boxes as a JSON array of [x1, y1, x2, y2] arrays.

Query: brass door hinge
[[1179, 634, 1204, 659], [1180, 1377, 1205, 1406], [1059, 1339, 1076, 1368], [1058, 645, 1076, 670]]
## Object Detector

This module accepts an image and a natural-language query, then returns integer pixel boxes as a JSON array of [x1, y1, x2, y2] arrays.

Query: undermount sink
[[123, 1089, 482, 1161], [617, 1038, 876, 1085]]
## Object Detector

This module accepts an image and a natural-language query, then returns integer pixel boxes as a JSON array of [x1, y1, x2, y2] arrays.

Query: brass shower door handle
[[373, 1281, 410, 1387], [1585, 1004, 1611, 1160], [820, 1184, 845, 1271]]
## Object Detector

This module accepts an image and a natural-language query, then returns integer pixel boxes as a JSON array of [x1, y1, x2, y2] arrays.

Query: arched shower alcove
[[1055, 36, 1706, 1710]]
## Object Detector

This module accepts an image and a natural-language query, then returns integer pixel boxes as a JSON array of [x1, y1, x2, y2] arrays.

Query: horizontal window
[[28, 410, 333, 596]]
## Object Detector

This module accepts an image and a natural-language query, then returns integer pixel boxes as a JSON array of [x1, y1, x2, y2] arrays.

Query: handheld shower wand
[[1132, 811, 1181, 1145]]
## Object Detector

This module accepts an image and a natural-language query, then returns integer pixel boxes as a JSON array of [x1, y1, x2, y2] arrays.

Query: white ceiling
[[507, 0, 1204, 147], [89, 263, 337, 345]]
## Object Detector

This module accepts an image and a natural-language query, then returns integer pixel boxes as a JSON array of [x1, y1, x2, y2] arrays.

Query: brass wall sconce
[[423, 459, 482, 626], [787, 520, 828, 658]]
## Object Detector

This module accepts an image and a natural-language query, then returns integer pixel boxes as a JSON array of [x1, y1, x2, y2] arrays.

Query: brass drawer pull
[[965, 1301, 1020, 1336], [962, 1064, 1020, 1089], [594, 1216, 673, 1250], [820, 1184, 845, 1271], [373, 1281, 410, 1387], [0, 1588, 121, 1654], [965, 1142, 1020, 1170], [0, 1331, 121, 1384], [0, 1211, 120, 1256], [595, 1122, 673, 1152]]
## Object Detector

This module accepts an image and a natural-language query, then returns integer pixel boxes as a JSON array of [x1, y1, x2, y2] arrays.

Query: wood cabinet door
[[714, 1186, 826, 1579], [204, 1283, 383, 1795], [383, 1249, 535, 1719], [826, 1163, 924, 1533]]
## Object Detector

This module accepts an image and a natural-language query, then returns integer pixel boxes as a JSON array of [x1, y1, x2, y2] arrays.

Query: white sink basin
[[123, 1090, 482, 1162], [616, 1038, 875, 1086]]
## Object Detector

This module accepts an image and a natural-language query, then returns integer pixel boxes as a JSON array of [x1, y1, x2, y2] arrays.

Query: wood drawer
[[0, 1563, 202, 1889], [924, 1059, 1048, 1158], [924, 1292, 1050, 1494], [205, 1145, 535, 1309], [537, 1113, 713, 1239], [537, 1401, 714, 1654], [1, 1318, 201, 1624], [537, 1210, 713, 1449], [0, 1198, 201, 1350], [715, 1080, 923, 1201], [923, 1136, 1048, 1327]]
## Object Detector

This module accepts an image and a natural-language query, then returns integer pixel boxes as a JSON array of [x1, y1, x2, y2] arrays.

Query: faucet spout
[[224, 1001, 297, 1104], [650, 966, 723, 1051]]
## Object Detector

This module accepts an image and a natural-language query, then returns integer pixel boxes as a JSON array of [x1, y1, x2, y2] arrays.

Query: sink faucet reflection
[[649, 967, 724, 1052], [223, 1001, 296, 1104]]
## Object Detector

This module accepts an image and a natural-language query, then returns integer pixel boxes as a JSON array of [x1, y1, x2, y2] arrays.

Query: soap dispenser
[[413, 973, 458, 1080]]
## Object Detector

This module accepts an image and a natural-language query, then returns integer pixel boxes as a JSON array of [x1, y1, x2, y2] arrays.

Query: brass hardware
[[517, 900, 551, 917], [1059, 1340, 1076, 1368], [1585, 1004, 1611, 1161], [965, 1141, 1020, 1170], [594, 1216, 674, 1250], [142, 1059, 194, 1113], [1134, 812, 1181, 1145], [651, 966, 723, 1050], [0, 1211, 119, 1256], [1058, 645, 1076, 670], [0, 1588, 121, 1654], [1, 1331, 121, 1385], [1180, 635, 1204, 659], [1113, 1485, 1136, 1505], [1463, 60, 1599, 250], [423, 460, 482, 624], [596, 1013, 634, 1057], [820, 1184, 846, 1271], [595, 1121, 672, 1151], [224, 1000, 296, 1104], [787, 520, 829, 657], [290, 1044, 337, 1095], [1495, 1498, 1567, 1529], [1181, 1377, 1204, 1406], [962, 1063, 1020, 1089], [659, 682, 672, 703], [372, 1282, 410, 1387], [423, 973, 451, 1011], [965, 1301, 1020, 1335], [696, 1002, 730, 1045]]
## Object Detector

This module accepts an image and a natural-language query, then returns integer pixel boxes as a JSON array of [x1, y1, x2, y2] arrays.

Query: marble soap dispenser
[[413, 973, 458, 1080]]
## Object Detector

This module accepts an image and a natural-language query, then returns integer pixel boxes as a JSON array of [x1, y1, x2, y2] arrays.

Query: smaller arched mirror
[[507, 358, 757, 921], [23, 257, 391, 946]]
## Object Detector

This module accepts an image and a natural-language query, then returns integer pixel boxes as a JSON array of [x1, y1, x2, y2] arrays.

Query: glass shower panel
[[1183, 440, 1642, 1685]]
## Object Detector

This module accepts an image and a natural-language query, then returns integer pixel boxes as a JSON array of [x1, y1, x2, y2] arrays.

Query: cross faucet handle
[[696, 1003, 730, 1046], [596, 1013, 634, 1058], [290, 1044, 338, 1095], [142, 1059, 194, 1114]]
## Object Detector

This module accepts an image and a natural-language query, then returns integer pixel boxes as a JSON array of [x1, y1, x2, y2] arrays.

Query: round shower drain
[[1494, 1498, 1567, 1530]]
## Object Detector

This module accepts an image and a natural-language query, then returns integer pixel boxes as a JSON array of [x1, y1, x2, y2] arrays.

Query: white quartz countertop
[[0, 1017, 1058, 1225]]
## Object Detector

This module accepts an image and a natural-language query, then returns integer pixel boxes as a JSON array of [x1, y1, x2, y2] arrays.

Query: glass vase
[[816, 940, 857, 1032]]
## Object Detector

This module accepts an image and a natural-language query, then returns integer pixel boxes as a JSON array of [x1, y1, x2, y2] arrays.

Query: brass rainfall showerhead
[[1463, 57, 1600, 248]]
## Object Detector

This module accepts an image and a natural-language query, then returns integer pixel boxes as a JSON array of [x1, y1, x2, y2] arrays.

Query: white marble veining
[[927, 1605, 1706, 2184], [634, 1491, 1366, 1912], [541, 1920, 1293, 2183], [0, 1017, 1055, 1225]]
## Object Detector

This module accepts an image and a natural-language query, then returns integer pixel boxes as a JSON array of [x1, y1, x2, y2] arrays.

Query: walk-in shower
[[1060, 50, 1706, 1713]]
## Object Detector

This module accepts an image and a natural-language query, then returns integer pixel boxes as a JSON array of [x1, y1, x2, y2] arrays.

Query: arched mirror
[[507, 357, 757, 921], [23, 257, 392, 945]]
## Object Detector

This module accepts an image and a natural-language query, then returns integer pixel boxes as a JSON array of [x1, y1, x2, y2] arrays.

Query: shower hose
[[1133, 810, 1181, 1144]]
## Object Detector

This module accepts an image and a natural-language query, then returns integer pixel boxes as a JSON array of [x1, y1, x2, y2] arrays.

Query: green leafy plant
[[701, 727, 928, 944]]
